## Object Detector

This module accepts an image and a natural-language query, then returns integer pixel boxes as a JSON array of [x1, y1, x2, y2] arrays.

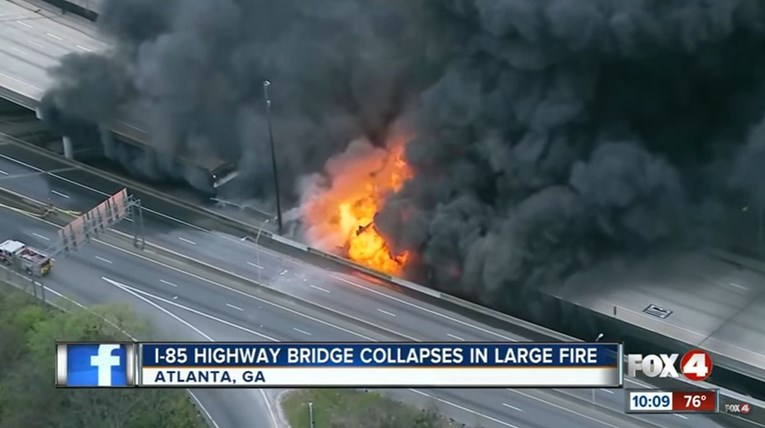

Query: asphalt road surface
[[0, 1, 757, 427], [0, 143, 743, 428]]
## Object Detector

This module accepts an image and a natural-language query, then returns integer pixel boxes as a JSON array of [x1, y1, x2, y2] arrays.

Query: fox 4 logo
[[724, 403, 751, 414], [627, 349, 713, 381]]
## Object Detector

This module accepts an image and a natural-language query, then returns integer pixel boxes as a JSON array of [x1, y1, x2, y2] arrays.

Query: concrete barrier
[[4, 185, 765, 422], [0, 185, 412, 343]]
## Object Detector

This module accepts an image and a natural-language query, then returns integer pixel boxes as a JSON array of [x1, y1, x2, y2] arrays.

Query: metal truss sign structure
[[56, 188, 145, 255]]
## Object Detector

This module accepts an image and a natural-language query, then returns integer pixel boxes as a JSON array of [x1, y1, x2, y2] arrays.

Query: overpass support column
[[62, 136, 73, 159]]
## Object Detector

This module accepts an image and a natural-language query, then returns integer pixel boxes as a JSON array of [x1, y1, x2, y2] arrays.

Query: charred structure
[[41, 0, 765, 314]]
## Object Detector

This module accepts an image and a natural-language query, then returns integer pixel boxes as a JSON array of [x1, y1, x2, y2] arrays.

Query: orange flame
[[301, 133, 412, 275]]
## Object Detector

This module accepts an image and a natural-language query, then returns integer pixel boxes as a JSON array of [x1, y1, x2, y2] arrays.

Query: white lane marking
[[600, 389, 614, 394], [293, 327, 311, 336], [102, 277, 271, 427], [178, 236, 196, 245], [280, 269, 288, 276], [95, 256, 112, 264], [17, 21, 33, 29], [728, 282, 749, 291], [102, 276, 277, 341], [674, 414, 688, 420], [104, 277, 212, 340], [247, 261, 263, 269], [160, 279, 178, 288], [310, 284, 330, 293], [187, 392, 222, 428], [92, 234, 385, 341], [409, 389, 430, 397], [226, 303, 244, 312], [51, 190, 69, 199], [32, 233, 50, 241], [13, 205, 743, 428], [412, 391, 520, 428], [509, 390, 619, 428], [46, 32, 63, 41], [0, 169, 7, 175], [501, 403, 524, 412], [0, 72, 41, 92], [75, 44, 92, 52], [29, 40, 43, 48], [0, 153, 209, 232], [10, 47, 28, 57], [377, 308, 396, 317], [259, 389, 279, 428], [447, 333, 465, 342], [10, 211, 657, 428], [335, 276, 514, 341], [8, 201, 402, 344]]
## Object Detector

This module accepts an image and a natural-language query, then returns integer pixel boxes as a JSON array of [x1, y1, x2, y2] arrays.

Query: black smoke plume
[[41, 0, 435, 197], [42, 0, 765, 311], [375, 0, 765, 311]]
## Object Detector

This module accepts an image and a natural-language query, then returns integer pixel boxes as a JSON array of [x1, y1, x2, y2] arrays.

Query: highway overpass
[[0, 1, 763, 426], [0, 0, 234, 191], [0, 130, 759, 428]]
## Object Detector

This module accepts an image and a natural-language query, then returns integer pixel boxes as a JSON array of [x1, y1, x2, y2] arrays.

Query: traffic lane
[[0, 32, 63, 77], [412, 388, 637, 428], [0, 26, 60, 78], [543, 388, 725, 428], [126, 237, 686, 428], [0, 205, 367, 344], [37, 254, 280, 428], [0, 48, 50, 94], [0, 147, 724, 424], [140, 228, 476, 341], [120, 278, 596, 428], [0, 0, 105, 60], [0, 152, 96, 212], [3, 210, 691, 428], [0, 144, 226, 225], [0, 146, 220, 236]]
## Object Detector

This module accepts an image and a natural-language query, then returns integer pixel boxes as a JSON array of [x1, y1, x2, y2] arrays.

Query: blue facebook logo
[[67, 344, 128, 387]]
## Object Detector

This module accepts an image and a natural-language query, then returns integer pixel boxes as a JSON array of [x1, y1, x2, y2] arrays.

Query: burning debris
[[298, 131, 412, 274], [39, 0, 765, 311]]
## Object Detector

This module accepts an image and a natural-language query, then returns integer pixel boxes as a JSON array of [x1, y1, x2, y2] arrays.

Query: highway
[[2, 0, 763, 389], [0, 1, 756, 427], [0, 144, 740, 428]]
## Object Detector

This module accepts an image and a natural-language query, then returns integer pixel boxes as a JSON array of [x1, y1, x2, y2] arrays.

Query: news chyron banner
[[55, 342, 623, 388]]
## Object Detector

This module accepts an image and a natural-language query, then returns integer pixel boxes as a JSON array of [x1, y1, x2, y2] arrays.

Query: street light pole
[[263, 80, 283, 235], [254, 218, 270, 283], [308, 401, 314, 428]]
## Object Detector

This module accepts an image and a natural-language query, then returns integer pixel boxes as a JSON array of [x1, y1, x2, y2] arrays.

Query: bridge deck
[[0, 0, 229, 174], [544, 249, 765, 382]]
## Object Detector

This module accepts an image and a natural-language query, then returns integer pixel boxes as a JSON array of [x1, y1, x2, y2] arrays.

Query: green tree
[[0, 288, 205, 428]]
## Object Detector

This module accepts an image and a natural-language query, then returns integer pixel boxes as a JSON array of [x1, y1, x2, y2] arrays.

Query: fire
[[301, 132, 412, 275]]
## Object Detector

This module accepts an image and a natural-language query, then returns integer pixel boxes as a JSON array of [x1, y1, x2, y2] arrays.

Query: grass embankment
[[282, 389, 477, 428], [0, 283, 206, 428]]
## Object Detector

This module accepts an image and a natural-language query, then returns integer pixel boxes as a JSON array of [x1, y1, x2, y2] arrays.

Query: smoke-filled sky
[[42, 0, 765, 307]]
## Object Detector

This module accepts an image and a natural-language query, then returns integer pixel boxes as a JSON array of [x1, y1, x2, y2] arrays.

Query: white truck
[[0, 239, 54, 276]]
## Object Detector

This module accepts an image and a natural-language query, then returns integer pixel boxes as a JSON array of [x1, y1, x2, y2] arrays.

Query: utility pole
[[263, 80, 283, 235], [308, 401, 315, 428]]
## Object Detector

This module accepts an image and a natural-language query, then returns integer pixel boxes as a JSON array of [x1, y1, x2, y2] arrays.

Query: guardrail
[[2, 138, 577, 342], [2, 183, 765, 426]]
